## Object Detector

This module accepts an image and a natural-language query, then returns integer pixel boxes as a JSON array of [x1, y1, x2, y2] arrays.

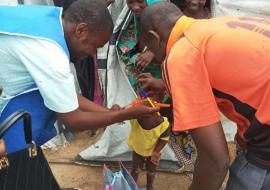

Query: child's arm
[[136, 50, 155, 70], [151, 126, 170, 165]]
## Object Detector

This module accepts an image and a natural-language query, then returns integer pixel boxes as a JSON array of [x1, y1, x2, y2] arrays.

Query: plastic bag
[[103, 161, 139, 190]]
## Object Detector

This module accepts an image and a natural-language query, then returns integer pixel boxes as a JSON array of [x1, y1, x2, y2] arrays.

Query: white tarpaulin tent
[[212, 0, 270, 18]]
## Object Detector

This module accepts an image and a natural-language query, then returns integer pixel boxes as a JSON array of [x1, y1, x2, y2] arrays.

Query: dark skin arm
[[78, 95, 108, 112], [58, 96, 159, 131], [151, 126, 170, 165], [78, 95, 122, 112], [136, 50, 155, 71], [136, 73, 167, 102], [189, 122, 230, 190], [136, 108, 170, 165], [136, 33, 155, 70]]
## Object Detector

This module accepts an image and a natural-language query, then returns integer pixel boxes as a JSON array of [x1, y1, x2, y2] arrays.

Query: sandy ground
[[44, 130, 236, 190]]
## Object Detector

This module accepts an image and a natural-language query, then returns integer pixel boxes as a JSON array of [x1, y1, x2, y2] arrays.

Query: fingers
[[151, 152, 161, 165], [136, 59, 149, 72], [135, 78, 156, 97], [136, 62, 146, 71], [149, 106, 160, 113], [140, 79, 154, 92], [136, 72, 153, 80], [109, 104, 122, 112], [150, 156, 160, 165], [141, 81, 151, 91], [122, 104, 133, 109], [135, 104, 160, 114], [110, 104, 121, 111], [136, 51, 153, 71], [136, 76, 152, 87], [135, 77, 147, 86], [136, 59, 150, 70], [147, 90, 156, 97], [136, 56, 143, 68], [123, 104, 160, 120], [140, 61, 149, 70], [135, 78, 147, 91]]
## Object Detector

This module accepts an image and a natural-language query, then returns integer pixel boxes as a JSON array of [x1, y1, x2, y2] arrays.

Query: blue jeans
[[226, 153, 270, 190]]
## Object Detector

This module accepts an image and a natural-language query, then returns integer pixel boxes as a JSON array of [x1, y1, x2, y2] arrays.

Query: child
[[183, 0, 210, 19], [127, 99, 170, 190], [118, 1, 170, 188], [117, 0, 163, 89]]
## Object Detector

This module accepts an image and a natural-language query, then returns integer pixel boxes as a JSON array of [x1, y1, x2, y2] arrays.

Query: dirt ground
[[44, 130, 236, 190]]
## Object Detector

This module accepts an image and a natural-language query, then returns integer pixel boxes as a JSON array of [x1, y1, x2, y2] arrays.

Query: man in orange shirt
[[138, 2, 270, 190]]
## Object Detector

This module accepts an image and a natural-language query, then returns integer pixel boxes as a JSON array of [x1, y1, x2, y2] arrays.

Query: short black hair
[[140, 2, 182, 35], [63, 0, 113, 34], [62, 0, 78, 12]]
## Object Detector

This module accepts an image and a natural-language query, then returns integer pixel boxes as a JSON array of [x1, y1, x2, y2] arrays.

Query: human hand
[[136, 73, 166, 99], [136, 51, 155, 71], [124, 104, 160, 119], [109, 104, 122, 111], [150, 151, 161, 165]]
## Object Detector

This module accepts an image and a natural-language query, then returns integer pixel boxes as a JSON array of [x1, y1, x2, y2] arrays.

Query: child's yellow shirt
[[127, 117, 170, 157]]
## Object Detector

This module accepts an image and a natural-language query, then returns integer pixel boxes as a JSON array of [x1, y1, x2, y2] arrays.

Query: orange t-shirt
[[163, 16, 270, 165]]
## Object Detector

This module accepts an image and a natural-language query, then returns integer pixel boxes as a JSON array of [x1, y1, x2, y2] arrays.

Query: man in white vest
[[0, 0, 159, 153]]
